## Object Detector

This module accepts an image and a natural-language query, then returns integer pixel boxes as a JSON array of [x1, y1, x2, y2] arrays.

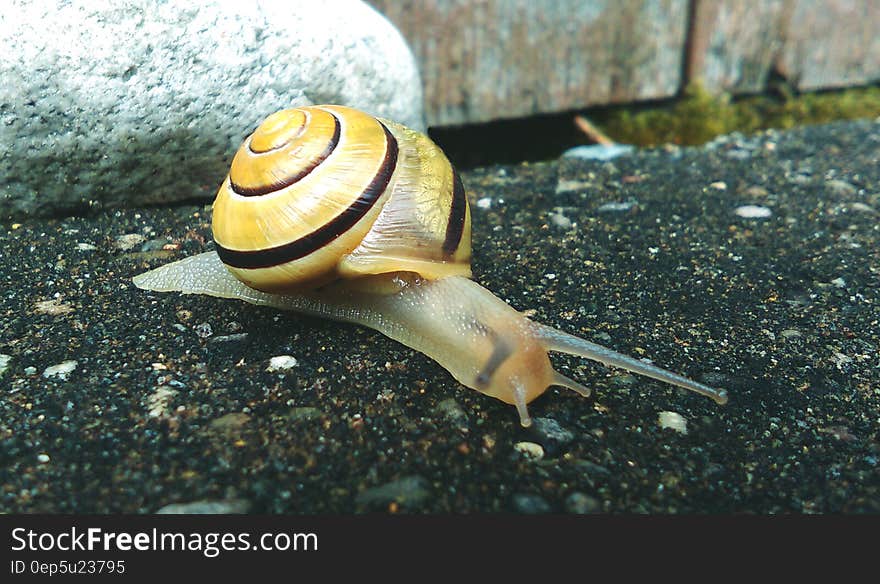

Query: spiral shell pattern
[[211, 105, 471, 293]]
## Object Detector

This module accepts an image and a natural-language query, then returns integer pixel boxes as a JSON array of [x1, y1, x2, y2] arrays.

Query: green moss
[[597, 82, 880, 146]]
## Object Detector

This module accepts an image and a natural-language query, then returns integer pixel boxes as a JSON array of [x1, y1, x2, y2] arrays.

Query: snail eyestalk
[[551, 371, 592, 398], [513, 382, 532, 428], [532, 322, 728, 405]]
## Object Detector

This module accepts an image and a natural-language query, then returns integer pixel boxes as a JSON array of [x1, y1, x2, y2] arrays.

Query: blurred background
[[368, 0, 880, 166]]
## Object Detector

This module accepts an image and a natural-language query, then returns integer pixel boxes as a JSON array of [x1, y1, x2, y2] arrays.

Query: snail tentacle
[[531, 322, 729, 405]]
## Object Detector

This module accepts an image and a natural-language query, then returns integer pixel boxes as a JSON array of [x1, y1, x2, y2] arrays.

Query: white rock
[[734, 205, 773, 218], [0, 354, 10, 376], [513, 441, 545, 461], [658, 411, 688, 434], [114, 233, 147, 251], [156, 499, 251, 514], [0, 0, 423, 217], [562, 144, 634, 161], [267, 355, 299, 371], [597, 201, 637, 213], [147, 385, 178, 418], [42, 360, 78, 380]]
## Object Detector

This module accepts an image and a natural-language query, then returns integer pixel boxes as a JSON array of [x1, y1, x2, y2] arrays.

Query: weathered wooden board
[[776, 0, 880, 91], [686, 0, 788, 93], [369, 0, 880, 127], [688, 0, 880, 93], [368, 0, 689, 126]]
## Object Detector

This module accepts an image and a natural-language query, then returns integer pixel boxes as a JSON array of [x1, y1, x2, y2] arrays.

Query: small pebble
[[34, 299, 74, 315], [210, 333, 249, 343], [42, 360, 78, 380], [0, 354, 10, 376], [548, 211, 573, 230], [355, 476, 431, 509], [156, 499, 251, 514], [435, 398, 468, 426], [37, 453, 50, 464], [147, 385, 177, 418], [597, 201, 637, 213], [514, 441, 545, 461], [555, 178, 593, 194], [658, 411, 688, 434], [710, 181, 727, 190], [831, 277, 846, 288], [209, 412, 250, 431], [288, 407, 323, 422], [115, 233, 147, 251], [565, 492, 601, 514], [532, 417, 575, 445], [476, 197, 492, 209], [140, 238, 171, 252], [75, 242, 97, 251], [194, 322, 213, 338], [734, 205, 773, 218], [511, 493, 551, 513], [744, 186, 769, 197], [850, 202, 877, 214], [562, 143, 634, 161], [825, 179, 857, 196], [267, 355, 299, 371], [24, 366, 37, 375]]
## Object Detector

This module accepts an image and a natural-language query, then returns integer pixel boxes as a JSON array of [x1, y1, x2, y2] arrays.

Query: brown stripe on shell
[[442, 169, 467, 255], [216, 123, 399, 269], [230, 114, 342, 197]]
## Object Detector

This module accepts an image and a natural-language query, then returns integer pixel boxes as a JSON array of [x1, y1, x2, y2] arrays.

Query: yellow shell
[[211, 105, 472, 292]]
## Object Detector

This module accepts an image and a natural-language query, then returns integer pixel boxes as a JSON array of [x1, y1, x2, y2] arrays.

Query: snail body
[[134, 105, 727, 426]]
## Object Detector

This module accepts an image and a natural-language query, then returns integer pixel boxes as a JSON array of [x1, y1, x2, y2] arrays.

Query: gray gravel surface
[[1, 119, 878, 513]]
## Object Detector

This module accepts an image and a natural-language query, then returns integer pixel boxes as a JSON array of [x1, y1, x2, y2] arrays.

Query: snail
[[133, 104, 728, 427]]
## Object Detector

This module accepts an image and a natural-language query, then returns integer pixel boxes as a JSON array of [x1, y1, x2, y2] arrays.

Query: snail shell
[[134, 105, 728, 427], [212, 105, 471, 292]]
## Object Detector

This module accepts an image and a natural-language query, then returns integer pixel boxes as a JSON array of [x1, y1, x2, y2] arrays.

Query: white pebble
[[555, 179, 593, 194], [114, 233, 146, 251], [76, 242, 97, 251], [710, 181, 727, 190], [548, 211, 572, 230], [658, 411, 688, 434], [476, 197, 492, 210], [514, 441, 545, 461], [37, 453, 50, 464], [147, 385, 177, 419], [267, 355, 299, 371], [562, 144, 634, 161], [42, 360, 78, 380], [597, 201, 636, 213], [850, 202, 876, 214], [0, 354, 10, 376], [734, 205, 773, 218], [831, 277, 846, 288]]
